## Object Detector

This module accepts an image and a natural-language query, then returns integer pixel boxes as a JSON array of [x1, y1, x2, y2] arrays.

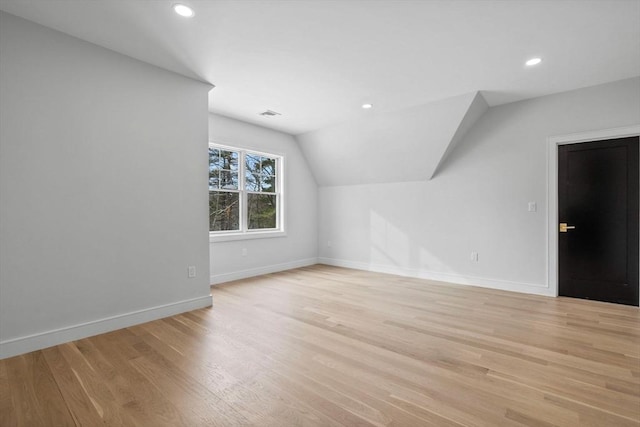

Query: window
[[209, 143, 283, 239]]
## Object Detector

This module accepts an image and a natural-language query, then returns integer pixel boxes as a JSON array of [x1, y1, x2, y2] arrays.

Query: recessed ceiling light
[[173, 4, 194, 18], [362, 103, 373, 109], [525, 57, 542, 66]]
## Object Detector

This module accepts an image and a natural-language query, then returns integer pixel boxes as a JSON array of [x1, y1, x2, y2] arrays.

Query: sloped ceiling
[[0, 1, 637, 187], [297, 92, 488, 186], [0, 1, 638, 135]]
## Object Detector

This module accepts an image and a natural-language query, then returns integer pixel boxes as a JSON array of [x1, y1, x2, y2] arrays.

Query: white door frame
[[546, 124, 640, 296]]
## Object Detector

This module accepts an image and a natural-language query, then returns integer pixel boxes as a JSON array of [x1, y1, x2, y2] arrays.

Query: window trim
[[209, 141, 285, 242]]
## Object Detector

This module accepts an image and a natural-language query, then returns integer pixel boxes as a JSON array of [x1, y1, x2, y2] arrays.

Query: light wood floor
[[1, 265, 639, 426]]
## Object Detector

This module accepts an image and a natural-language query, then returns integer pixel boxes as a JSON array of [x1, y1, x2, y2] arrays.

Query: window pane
[[209, 148, 222, 190], [209, 148, 221, 169], [208, 173, 219, 191], [220, 170, 238, 190], [260, 174, 276, 192], [245, 153, 261, 174], [247, 194, 277, 229], [220, 150, 238, 171], [245, 171, 260, 191], [209, 191, 240, 231], [261, 157, 276, 176]]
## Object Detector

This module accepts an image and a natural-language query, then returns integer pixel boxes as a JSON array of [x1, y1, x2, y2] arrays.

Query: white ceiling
[[297, 91, 488, 186], [0, 0, 638, 135]]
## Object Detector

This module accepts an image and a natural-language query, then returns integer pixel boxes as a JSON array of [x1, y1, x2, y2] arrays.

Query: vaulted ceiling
[[298, 91, 488, 186], [0, 0, 638, 136]]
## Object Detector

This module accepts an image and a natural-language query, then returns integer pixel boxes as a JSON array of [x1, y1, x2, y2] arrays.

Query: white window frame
[[209, 142, 286, 242]]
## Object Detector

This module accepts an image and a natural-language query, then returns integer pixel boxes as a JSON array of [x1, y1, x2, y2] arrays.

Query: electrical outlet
[[470, 252, 479, 262], [528, 201, 537, 212], [241, 248, 247, 256], [188, 266, 196, 278]]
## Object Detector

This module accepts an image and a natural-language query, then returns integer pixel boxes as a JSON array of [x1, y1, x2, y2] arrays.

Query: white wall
[[317, 77, 640, 296], [0, 12, 212, 358], [209, 114, 318, 284]]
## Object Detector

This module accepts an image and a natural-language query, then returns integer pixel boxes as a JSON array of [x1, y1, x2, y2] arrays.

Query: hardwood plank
[[42, 345, 118, 426], [208, 290, 579, 426], [1, 351, 75, 426], [1, 264, 638, 426], [130, 322, 346, 427], [88, 331, 192, 426], [73, 337, 179, 427]]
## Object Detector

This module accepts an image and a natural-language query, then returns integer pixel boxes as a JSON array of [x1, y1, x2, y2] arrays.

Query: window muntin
[[209, 143, 282, 235]]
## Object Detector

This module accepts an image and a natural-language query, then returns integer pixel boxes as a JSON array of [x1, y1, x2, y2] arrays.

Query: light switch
[[528, 202, 537, 212]]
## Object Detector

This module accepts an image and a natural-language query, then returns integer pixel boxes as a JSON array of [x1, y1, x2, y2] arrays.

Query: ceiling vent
[[260, 110, 281, 117]]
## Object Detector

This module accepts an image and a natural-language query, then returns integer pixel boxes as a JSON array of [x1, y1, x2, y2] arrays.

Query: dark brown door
[[558, 137, 639, 306]]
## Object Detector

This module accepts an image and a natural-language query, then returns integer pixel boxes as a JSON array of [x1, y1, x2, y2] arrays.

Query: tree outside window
[[209, 144, 282, 234]]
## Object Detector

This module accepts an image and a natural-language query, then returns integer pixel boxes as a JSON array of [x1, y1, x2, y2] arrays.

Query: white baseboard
[[210, 258, 318, 285], [318, 257, 554, 297], [0, 294, 213, 360]]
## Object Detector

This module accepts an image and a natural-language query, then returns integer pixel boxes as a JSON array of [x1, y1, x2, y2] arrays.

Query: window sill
[[210, 230, 287, 243]]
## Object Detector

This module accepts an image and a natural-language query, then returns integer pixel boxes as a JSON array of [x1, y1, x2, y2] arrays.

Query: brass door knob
[[559, 223, 576, 233]]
